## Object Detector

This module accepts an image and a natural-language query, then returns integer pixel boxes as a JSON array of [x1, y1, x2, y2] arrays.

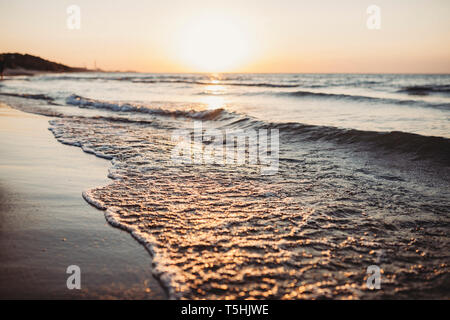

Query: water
[[2, 73, 450, 136], [1, 73, 449, 299]]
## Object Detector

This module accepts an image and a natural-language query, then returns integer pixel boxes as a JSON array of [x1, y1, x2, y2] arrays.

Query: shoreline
[[0, 103, 166, 299]]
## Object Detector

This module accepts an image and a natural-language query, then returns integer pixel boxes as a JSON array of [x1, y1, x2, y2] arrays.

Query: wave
[[218, 115, 450, 164], [397, 85, 450, 96], [0, 92, 55, 102], [270, 122, 450, 164], [132, 79, 299, 88], [66, 94, 225, 120], [80, 188, 189, 299], [27, 73, 386, 89], [279, 90, 450, 109], [63, 95, 449, 164]]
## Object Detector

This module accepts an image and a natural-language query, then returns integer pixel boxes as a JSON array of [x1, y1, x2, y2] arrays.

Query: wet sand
[[0, 103, 166, 299]]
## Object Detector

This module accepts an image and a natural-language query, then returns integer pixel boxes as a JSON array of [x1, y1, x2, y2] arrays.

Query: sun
[[177, 13, 251, 73]]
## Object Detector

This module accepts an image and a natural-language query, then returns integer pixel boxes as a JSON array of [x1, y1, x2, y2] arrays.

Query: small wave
[[66, 95, 225, 120], [81, 189, 189, 299], [30, 74, 110, 82], [271, 122, 450, 164], [397, 85, 450, 96], [133, 79, 298, 88], [279, 90, 450, 109], [0, 92, 55, 102], [65, 94, 450, 164]]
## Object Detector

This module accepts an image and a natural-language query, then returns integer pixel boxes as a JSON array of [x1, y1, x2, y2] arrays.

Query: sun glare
[[177, 14, 251, 72]]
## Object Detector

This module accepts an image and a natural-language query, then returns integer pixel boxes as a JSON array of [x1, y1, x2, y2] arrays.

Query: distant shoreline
[[0, 53, 90, 76], [1, 53, 449, 76], [2, 68, 95, 77]]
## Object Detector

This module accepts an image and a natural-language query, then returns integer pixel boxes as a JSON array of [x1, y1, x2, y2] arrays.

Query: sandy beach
[[0, 103, 166, 299]]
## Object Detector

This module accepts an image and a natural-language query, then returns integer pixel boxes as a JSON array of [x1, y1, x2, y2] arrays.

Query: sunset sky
[[1, 0, 449, 73]]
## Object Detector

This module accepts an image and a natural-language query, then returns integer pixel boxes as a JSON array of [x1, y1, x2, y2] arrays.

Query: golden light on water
[[176, 13, 251, 72], [202, 95, 226, 110], [203, 84, 226, 94], [201, 83, 227, 110]]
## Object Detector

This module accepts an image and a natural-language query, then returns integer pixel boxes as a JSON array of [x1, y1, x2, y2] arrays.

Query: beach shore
[[0, 103, 166, 299]]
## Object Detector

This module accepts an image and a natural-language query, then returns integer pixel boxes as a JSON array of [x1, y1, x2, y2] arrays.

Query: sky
[[0, 0, 449, 73]]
